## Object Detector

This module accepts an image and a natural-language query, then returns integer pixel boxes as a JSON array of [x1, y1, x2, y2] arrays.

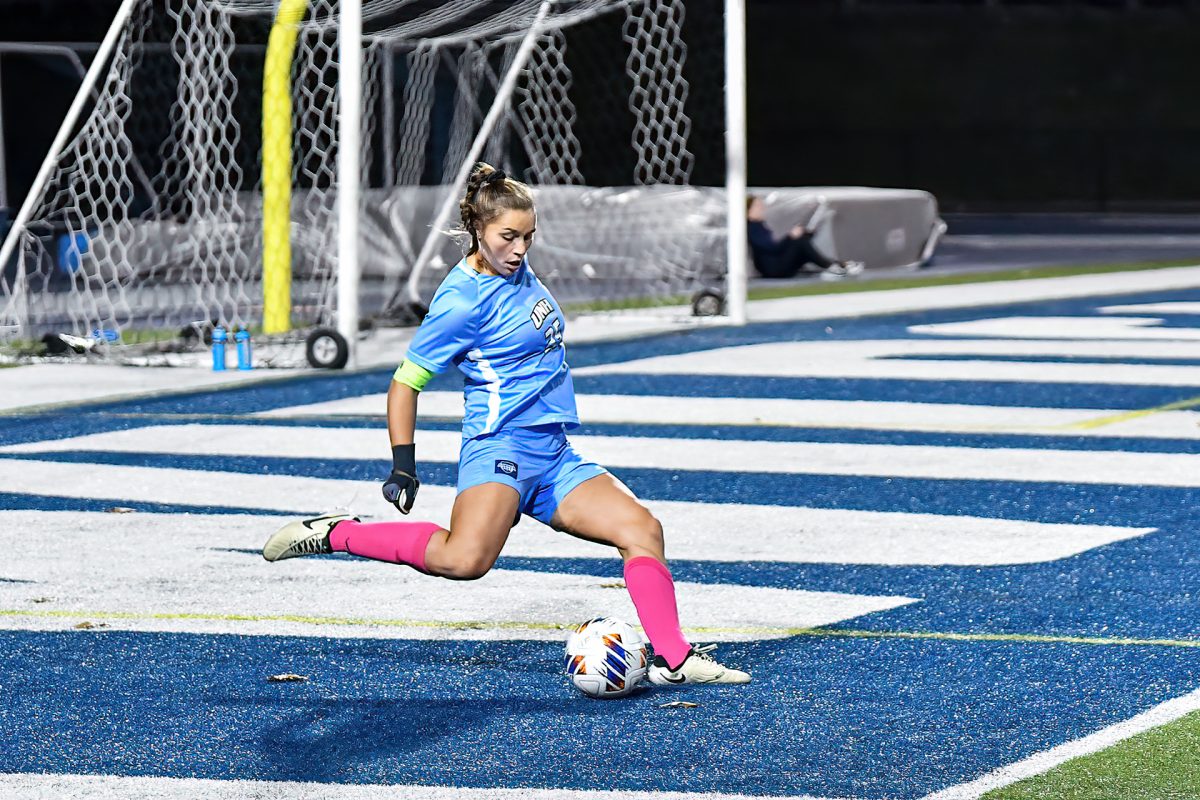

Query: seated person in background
[[747, 195, 864, 280]]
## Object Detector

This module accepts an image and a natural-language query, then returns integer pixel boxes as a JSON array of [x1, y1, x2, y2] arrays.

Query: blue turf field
[[2, 286, 1200, 798]]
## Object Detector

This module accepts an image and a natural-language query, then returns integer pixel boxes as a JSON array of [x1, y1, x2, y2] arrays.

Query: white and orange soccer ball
[[564, 617, 649, 699]]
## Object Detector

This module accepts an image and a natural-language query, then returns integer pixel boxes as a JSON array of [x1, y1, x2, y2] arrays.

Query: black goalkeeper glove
[[382, 443, 420, 514]]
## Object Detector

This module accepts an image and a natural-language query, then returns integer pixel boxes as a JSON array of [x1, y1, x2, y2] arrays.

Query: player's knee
[[625, 511, 664, 554], [443, 552, 496, 581]]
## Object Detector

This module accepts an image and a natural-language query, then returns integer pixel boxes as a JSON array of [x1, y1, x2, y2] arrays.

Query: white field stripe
[[747, 264, 1200, 323], [0, 511, 914, 640], [0, 458, 1148, 566], [908, 316, 1200, 342], [575, 337, 1200, 387], [1101, 302, 1200, 315], [604, 337, 1200, 362], [14, 423, 1200, 489], [922, 685, 1200, 800], [0, 774, 829, 800], [257, 392, 1200, 439], [954, 234, 1200, 246]]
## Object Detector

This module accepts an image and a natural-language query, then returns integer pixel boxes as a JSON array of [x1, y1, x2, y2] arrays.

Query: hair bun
[[459, 162, 534, 258]]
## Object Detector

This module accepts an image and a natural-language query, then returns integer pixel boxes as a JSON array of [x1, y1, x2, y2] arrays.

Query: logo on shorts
[[495, 459, 519, 478]]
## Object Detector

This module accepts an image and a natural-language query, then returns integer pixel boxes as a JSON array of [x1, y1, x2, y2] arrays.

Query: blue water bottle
[[235, 329, 253, 371], [211, 326, 227, 372]]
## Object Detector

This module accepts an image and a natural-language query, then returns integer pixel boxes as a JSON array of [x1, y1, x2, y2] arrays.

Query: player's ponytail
[[459, 162, 535, 256]]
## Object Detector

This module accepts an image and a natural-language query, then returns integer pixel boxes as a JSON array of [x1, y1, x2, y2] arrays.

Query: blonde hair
[[459, 162, 535, 256]]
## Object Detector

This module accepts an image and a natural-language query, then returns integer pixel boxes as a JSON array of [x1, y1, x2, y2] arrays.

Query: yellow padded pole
[[261, 0, 308, 334]]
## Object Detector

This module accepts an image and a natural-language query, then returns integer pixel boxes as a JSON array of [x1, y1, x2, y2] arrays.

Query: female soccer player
[[263, 163, 749, 686]]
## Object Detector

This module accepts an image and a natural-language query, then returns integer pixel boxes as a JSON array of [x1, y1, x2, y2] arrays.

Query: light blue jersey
[[404, 258, 578, 440]]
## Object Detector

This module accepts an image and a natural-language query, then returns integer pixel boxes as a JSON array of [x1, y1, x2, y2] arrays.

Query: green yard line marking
[[3, 608, 1199, 649], [1053, 394, 1200, 432]]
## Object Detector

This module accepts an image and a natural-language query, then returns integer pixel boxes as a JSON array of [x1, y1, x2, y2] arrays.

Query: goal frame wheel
[[691, 289, 726, 317], [305, 327, 349, 369]]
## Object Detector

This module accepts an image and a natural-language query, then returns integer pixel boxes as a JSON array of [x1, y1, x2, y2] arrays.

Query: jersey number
[[543, 317, 563, 353]]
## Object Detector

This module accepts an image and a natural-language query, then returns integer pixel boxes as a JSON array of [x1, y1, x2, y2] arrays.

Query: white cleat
[[262, 512, 357, 562], [647, 644, 751, 685]]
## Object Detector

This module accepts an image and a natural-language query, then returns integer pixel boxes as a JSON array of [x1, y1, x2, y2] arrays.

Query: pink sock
[[623, 556, 692, 670], [329, 519, 441, 572]]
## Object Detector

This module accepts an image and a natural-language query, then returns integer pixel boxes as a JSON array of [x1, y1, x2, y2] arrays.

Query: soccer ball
[[564, 616, 648, 699]]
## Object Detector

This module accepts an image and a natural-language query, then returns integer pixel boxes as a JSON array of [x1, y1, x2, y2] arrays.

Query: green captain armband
[[393, 360, 435, 392]]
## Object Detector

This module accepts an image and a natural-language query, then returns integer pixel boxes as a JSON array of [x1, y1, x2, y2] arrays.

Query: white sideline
[[921, 685, 1200, 799], [1101, 302, 1200, 314], [0, 362, 275, 414], [0, 775, 839, 800], [909, 315, 1200, 342]]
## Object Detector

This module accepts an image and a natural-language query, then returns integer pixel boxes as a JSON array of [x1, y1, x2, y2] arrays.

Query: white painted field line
[[910, 316, 1200, 342], [0, 459, 1149, 567], [0, 457, 375, 515], [747, 264, 1200, 323], [14, 423, 1200, 489], [1101, 302, 1200, 315], [258, 392, 1200, 439], [0, 774, 833, 800], [604, 337, 1200, 362], [0, 511, 914, 640], [576, 337, 1200, 387], [922, 685, 1200, 799]]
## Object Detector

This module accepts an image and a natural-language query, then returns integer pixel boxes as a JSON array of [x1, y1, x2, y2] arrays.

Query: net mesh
[[0, 0, 727, 359]]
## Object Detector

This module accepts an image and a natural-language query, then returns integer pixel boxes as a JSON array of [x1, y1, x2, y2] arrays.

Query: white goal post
[[0, 0, 747, 366]]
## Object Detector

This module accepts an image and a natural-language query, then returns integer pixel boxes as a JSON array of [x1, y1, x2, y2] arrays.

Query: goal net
[[0, 0, 735, 364]]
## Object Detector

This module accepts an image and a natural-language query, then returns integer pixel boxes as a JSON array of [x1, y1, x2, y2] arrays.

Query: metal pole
[[0, 0, 141, 279], [0, 56, 8, 211], [724, 0, 748, 325], [397, 0, 552, 309], [382, 41, 396, 188], [337, 0, 363, 365]]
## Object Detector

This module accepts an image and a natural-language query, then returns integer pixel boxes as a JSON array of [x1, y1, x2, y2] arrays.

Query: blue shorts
[[457, 424, 607, 525]]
